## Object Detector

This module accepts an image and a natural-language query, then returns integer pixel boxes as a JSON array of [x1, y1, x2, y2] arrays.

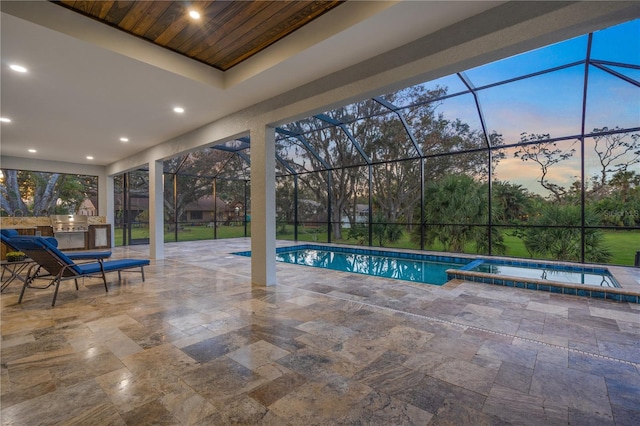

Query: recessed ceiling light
[[0, 117, 11, 123], [86, 156, 94, 160], [28, 149, 36, 153], [189, 10, 201, 20], [174, 107, 185, 114], [120, 137, 129, 142], [9, 64, 28, 73]]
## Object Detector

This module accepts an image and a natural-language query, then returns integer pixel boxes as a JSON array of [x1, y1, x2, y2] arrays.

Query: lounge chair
[[8, 235, 149, 306], [1, 229, 112, 292], [1, 229, 112, 260]]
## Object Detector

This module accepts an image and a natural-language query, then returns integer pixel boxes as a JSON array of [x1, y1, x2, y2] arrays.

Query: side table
[[1, 259, 33, 292]]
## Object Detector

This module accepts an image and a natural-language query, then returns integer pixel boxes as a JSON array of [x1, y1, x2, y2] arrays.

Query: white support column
[[149, 160, 165, 259], [102, 174, 116, 248], [250, 125, 276, 286]]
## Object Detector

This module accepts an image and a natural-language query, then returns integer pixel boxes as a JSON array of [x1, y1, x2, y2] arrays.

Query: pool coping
[[236, 242, 640, 304], [446, 268, 639, 304]]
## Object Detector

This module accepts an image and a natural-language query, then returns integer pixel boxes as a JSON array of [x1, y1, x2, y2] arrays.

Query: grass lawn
[[117, 225, 639, 266], [114, 224, 249, 246]]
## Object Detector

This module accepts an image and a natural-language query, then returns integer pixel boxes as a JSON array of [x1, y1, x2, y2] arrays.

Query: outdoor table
[[1, 259, 32, 292]]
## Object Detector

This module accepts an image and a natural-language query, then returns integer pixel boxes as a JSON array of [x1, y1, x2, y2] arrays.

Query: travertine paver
[[1, 238, 639, 425]]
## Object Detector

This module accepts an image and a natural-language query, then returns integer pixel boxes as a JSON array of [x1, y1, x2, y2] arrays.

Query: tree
[[349, 211, 403, 247], [492, 181, 532, 224], [412, 174, 505, 254], [163, 149, 248, 225], [0, 169, 28, 215], [521, 203, 611, 263], [592, 170, 640, 226], [275, 176, 296, 226], [283, 107, 380, 240], [371, 211, 403, 247], [513, 133, 577, 202], [0, 169, 97, 216], [589, 128, 640, 195], [277, 84, 504, 241]]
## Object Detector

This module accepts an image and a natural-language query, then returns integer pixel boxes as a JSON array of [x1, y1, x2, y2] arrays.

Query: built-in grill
[[50, 214, 88, 232], [50, 215, 88, 249]]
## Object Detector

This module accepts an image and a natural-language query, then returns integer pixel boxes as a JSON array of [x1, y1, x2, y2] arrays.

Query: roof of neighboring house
[[78, 199, 96, 211], [185, 195, 235, 212]]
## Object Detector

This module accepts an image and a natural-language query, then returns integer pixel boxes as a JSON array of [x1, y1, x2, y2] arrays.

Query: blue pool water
[[276, 249, 463, 285], [233, 245, 633, 302], [234, 245, 471, 285], [461, 259, 620, 288]]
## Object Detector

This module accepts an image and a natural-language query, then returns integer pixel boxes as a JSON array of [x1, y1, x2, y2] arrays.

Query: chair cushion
[[1, 229, 19, 238], [77, 259, 150, 275], [45, 237, 59, 247], [10, 236, 87, 275], [67, 251, 112, 260]]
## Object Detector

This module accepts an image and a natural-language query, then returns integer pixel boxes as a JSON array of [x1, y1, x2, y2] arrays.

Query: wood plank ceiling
[[51, 1, 344, 71]]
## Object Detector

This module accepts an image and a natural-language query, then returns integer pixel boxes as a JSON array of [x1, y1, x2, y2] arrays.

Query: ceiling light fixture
[[189, 10, 201, 20], [174, 107, 185, 114], [28, 149, 36, 153], [120, 137, 129, 142], [0, 117, 11, 123], [86, 156, 94, 160], [9, 64, 28, 73]]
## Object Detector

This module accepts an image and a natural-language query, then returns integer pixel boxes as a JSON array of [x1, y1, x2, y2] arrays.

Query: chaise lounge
[[1, 229, 115, 292], [1, 229, 113, 260], [8, 235, 150, 306]]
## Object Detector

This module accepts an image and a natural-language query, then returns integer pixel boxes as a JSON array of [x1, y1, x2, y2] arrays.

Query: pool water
[[467, 262, 619, 288], [234, 245, 624, 295], [462, 259, 620, 288], [275, 248, 465, 285]]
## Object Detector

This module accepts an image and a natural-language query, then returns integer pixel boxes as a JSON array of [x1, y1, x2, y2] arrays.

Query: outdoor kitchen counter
[[1, 216, 107, 228], [1, 217, 111, 256]]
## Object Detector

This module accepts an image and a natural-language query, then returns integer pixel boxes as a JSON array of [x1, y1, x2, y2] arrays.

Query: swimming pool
[[234, 245, 471, 285], [463, 259, 619, 288], [233, 244, 637, 303], [446, 258, 639, 303], [275, 247, 468, 285]]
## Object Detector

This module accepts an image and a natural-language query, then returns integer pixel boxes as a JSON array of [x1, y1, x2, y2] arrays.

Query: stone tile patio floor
[[1, 238, 638, 425]]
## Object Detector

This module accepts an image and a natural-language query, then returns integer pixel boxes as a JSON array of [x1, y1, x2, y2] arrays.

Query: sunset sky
[[279, 18, 639, 198]]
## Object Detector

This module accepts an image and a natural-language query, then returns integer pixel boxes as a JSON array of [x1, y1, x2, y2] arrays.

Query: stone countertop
[[1, 216, 107, 227]]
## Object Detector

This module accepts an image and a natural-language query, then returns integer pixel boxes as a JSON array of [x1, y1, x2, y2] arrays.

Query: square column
[[102, 175, 116, 248], [149, 160, 165, 259], [250, 125, 276, 286]]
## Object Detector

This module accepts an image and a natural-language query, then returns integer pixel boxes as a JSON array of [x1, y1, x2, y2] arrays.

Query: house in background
[[77, 199, 96, 216], [183, 195, 244, 225]]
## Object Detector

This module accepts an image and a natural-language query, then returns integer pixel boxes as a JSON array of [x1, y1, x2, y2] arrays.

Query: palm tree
[[522, 203, 611, 263], [492, 181, 531, 224], [413, 174, 505, 254]]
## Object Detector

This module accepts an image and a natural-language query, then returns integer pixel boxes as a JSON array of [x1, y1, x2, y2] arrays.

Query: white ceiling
[[0, 0, 506, 167]]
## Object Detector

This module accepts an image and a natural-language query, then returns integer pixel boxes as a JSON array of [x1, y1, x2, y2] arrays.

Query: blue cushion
[[1, 229, 19, 238], [77, 259, 149, 275], [39, 237, 80, 272], [7, 236, 44, 251], [9, 236, 84, 274], [45, 237, 59, 247], [67, 251, 112, 260], [9, 235, 148, 277]]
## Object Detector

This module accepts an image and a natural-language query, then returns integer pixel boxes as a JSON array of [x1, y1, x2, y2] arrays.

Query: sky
[[186, 18, 639, 201], [280, 18, 640, 197]]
